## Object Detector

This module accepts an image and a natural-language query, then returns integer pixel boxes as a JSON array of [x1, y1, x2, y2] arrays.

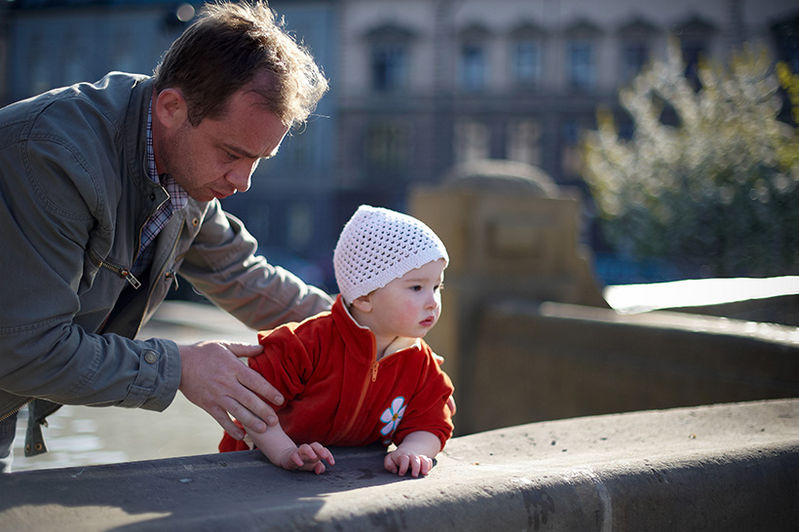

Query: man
[[0, 1, 332, 472]]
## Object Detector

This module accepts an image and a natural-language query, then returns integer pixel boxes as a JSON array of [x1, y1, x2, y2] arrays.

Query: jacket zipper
[[0, 398, 31, 423], [88, 250, 141, 289], [129, 223, 184, 338], [336, 340, 380, 440]]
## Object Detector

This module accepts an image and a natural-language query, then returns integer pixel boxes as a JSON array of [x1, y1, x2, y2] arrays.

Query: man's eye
[[224, 151, 238, 161]]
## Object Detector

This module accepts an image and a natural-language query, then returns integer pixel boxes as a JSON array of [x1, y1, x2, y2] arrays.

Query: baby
[[220, 205, 454, 477]]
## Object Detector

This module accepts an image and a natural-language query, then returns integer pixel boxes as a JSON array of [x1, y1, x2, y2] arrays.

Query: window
[[513, 40, 543, 87], [681, 39, 707, 90], [618, 18, 657, 84], [458, 25, 490, 91], [568, 40, 594, 90], [454, 119, 489, 163], [371, 43, 407, 92], [772, 14, 799, 76], [460, 43, 485, 91], [508, 120, 541, 166], [673, 16, 716, 90], [366, 120, 407, 173], [365, 24, 414, 93], [621, 41, 649, 82]]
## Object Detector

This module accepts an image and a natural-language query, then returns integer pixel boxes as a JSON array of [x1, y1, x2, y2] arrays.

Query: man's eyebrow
[[222, 143, 277, 160]]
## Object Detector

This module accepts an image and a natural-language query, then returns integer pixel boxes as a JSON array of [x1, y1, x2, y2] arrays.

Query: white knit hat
[[334, 205, 449, 304]]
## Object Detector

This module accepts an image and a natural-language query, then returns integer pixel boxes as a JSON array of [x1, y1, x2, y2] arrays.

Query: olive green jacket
[[0, 73, 332, 452]]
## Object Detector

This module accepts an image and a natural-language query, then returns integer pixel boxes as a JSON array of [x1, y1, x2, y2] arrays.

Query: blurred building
[[335, 0, 799, 213], [2, 0, 798, 290], [1, 0, 338, 290]]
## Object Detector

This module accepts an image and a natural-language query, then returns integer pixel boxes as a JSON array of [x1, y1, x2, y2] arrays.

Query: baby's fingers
[[296, 443, 320, 462], [419, 456, 433, 476], [289, 449, 305, 468], [384, 453, 398, 474], [309, 442, 335, 465]]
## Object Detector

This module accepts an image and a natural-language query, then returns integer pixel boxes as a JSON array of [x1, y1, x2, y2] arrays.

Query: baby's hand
[[279, 442, 334, 475], [384, 449, 433, 478]]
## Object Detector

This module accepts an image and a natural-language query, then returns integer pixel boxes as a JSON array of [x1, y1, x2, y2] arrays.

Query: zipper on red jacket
[[335, 338, 380, 440]]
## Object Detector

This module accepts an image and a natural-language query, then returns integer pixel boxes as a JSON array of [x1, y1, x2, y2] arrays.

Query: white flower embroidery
[[380, 396, 406, 437]]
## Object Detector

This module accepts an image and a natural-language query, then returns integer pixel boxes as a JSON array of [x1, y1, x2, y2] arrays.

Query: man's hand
[[178, 341, 284, 439]]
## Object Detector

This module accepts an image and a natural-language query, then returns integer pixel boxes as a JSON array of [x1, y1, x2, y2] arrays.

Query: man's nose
[[227, 162, 255, 192]]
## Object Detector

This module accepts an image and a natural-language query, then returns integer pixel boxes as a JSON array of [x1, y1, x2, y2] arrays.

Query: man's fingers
[[238, 365, 285, 407], [225, 397, 267, 433], [178, 341, 284, 436], [208, 406, 242, 439], [223, 342, 264, 358]]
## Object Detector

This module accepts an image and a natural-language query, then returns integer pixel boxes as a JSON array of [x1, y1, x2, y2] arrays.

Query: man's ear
[[351, 295, 373, 313], [153, 88, 188, 129]]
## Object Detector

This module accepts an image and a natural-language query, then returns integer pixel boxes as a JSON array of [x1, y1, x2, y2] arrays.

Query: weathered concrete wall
[[409, 167, 607, 428], [463, 300, 799, 434], [1, 399, 796, 531], [409, 173, 799, 437]]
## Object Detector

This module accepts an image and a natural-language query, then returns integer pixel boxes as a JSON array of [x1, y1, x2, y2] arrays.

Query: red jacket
[[219, 295, 454, 453]]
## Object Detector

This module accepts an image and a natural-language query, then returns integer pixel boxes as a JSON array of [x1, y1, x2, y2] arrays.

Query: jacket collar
[[331, 295, 420, 360]]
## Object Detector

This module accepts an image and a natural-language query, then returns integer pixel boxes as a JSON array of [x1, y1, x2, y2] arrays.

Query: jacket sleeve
[[176, 201, 333, 330], [0, 134, 180, 412], [249, 325, 317, 404], [391, 352, 455, 451], [218, 324, 315, 453]]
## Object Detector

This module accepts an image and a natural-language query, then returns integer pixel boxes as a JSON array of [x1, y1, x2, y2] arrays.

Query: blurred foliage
[[582, 40, 799, 277]]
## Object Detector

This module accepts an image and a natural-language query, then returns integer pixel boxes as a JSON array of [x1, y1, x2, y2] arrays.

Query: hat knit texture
[[334, 205, 449, 304]]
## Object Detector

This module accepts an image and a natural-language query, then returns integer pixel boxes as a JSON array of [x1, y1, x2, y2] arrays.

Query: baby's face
[[366, 259, 446, 340]]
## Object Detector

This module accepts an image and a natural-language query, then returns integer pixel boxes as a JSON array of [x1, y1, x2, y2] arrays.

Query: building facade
[[334, 0, 799, 264], [2, 0, 798, 289], [1, 0, 338, 289]]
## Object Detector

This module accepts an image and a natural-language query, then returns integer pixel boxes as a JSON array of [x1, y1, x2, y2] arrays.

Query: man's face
[[155, 84, 290, 202]]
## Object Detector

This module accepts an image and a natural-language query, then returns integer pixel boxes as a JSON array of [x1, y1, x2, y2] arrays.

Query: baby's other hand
[[280, 442, 335, 474], [384, 450, 433, 478]]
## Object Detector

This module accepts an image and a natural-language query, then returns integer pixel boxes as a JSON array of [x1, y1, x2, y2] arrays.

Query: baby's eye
[[410, 285, 422, 292]]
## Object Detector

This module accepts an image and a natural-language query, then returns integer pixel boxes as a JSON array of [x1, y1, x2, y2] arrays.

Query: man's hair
[[153, 1, 328, 127]]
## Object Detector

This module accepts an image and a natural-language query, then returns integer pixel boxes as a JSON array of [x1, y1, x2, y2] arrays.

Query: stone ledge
[[1, 399, 797, 531]]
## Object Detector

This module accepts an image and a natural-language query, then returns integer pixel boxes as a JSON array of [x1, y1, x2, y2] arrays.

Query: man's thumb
[[224, 342, 264, 357]]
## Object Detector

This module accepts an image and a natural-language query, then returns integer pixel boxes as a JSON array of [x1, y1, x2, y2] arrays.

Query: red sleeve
[[391, 349, 455, 451], [218, 323, 315, 453], [249, 323, 316, 404]]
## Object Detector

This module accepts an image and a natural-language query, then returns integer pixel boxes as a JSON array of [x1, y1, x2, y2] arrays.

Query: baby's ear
[[351, 295, 373, 313]]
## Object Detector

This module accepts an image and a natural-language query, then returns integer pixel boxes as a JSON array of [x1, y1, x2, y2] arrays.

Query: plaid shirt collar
[[146, 101, 188, 211]]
